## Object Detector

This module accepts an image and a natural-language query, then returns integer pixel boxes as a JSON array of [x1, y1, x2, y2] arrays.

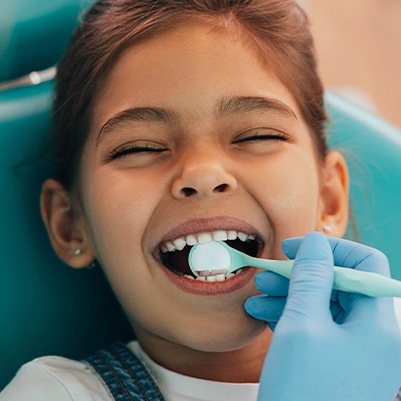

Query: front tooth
[[210, 269, 228, 275], [197, 276, 207, 281], [215, 274, 226, 282], [173, 237, 186, 251], [206, 275, 217, 282], [198, 233, 213, 244], [185, 234, 197, 246], [165, 242, 176, 252], [238, 232, 248, 242], [199, 270, 210, 277], [227, 230, 237, 240], [213, 230, 228, 241]]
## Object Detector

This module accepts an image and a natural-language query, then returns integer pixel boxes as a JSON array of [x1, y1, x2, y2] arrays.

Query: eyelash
[[107, 130, 288, 161], [108, 142, 167, 160], [233, 131, 289, 144]]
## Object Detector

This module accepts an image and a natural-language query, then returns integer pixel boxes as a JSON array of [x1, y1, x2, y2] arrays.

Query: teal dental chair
[[0, 0, 95, 86], [1, 0, 401, 392], [325, 91, 401, 273], [1, 0, 131, 390], [0, 81, 135, 390]]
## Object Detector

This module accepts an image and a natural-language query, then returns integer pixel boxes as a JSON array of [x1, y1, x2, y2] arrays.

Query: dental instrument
[[188, 241, 401, 297]]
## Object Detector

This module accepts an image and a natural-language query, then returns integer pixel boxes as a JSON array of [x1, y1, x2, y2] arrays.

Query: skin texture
[[41, 22, 349, 383]]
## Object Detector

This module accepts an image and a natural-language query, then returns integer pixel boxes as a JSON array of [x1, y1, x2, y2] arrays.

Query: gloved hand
[[244, 232, 401, 401]]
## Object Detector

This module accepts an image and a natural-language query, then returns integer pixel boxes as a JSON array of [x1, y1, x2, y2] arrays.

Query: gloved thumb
[[282, 232, 334, 321]]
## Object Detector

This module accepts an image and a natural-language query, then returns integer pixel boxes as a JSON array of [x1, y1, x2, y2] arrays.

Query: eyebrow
[[97, 107, 178, 145], [97, 95, 297, 145], [216, 95, 298, 120]]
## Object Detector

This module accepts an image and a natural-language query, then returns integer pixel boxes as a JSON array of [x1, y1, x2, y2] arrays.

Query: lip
[[151, 216, 265, 295], [160, 262, 260, 295]]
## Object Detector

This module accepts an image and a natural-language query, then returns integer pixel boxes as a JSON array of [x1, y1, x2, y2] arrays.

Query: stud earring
[[86, 260, 97, 270], [323, 225, 332, 234], [74, 248, 82, 256]]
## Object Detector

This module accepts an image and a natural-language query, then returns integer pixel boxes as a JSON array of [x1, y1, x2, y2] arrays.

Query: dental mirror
[[189, 241, 231, 275]]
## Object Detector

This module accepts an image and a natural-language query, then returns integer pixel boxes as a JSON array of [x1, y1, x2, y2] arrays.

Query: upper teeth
[[160, 230, 256, 253]]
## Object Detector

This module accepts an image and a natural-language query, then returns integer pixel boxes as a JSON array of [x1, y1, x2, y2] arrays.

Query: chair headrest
[[0, 0, 95, 83]]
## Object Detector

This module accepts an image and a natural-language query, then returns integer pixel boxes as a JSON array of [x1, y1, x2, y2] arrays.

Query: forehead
[[91, 22, 305, 134]]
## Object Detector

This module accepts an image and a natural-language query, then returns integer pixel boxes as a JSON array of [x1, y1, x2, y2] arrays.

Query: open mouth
[[159, 230, 262, 281]]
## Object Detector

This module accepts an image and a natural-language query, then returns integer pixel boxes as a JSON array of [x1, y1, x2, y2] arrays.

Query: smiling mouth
[[159, 230, 261, 281]]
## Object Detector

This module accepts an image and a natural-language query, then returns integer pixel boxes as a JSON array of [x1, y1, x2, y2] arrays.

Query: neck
[[135, 328, 272, 383]]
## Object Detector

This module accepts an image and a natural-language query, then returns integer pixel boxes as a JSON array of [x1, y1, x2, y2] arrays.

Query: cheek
[[80, 169, 166, 262], [78, 170, 170, 317], [248, 154, 321, 248]]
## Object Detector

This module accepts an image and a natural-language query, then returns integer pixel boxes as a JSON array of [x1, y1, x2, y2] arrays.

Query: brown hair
[[52, 0, 328, 190]]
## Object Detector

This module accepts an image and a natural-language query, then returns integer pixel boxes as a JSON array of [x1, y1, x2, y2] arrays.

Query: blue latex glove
[[245, 232, 401, 401]]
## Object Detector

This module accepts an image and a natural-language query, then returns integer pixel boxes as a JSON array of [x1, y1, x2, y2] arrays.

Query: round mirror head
[[189, 242, 231, 276]]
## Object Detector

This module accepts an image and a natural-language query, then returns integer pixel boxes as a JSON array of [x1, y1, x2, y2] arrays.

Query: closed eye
[[233, 131, 289, 144], [108, 141, 168, 160]]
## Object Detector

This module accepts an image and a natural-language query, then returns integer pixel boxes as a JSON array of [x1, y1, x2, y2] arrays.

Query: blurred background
[[1, 0, 400, 128], [300, 0, 401, 128]]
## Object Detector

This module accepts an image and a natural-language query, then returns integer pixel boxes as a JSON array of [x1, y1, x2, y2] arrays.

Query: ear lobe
[[318, 150, 350, 236], [40, 179, 95, 268]]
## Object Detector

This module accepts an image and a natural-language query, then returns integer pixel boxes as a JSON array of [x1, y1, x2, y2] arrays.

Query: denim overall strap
[[84, 342, 166, 401]]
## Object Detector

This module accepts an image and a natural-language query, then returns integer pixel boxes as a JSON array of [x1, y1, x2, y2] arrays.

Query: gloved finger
[[330, 288, 339, 302], [341, 292, 396, 328], [330, 299, 345, 323], [244, 294, 286, 327], [283, 236, 390, 276], [325, 238, 396, 323], [281, 234, 393, 323], [326, 236, 391, 277], [281, 236, 303, 259], [268, 237, 342, 304], [254, 271, 289, 297], [283, 232, 334, 321], [245, 272, 344, 331]]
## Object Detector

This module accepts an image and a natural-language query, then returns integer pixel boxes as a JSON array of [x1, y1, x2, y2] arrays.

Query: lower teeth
[[183, 269, 242, 282]]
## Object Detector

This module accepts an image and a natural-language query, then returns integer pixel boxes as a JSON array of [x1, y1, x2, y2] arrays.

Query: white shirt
[[0, 341, 259, 401], [3, 299, 401, 400]]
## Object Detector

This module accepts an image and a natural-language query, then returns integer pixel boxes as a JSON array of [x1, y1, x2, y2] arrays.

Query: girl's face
[[44, 22, 348, 372]]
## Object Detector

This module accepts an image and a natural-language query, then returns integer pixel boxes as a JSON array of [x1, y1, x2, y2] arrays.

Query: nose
[[171, 151, 238, 199]]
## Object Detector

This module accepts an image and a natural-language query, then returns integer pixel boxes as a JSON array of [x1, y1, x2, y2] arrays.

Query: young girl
[[1, 0, 401, 400]]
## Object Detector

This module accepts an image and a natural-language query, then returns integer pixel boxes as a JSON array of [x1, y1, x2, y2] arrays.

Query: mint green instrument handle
[[226, 243, 401, 297]]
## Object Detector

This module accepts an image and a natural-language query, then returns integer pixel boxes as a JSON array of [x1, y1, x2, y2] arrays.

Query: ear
[[317, 150, 349, 236], [40, 179, 96, 268]]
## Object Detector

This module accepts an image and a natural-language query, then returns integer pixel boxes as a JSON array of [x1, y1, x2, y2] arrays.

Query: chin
[[178, 313, 268, 354]]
